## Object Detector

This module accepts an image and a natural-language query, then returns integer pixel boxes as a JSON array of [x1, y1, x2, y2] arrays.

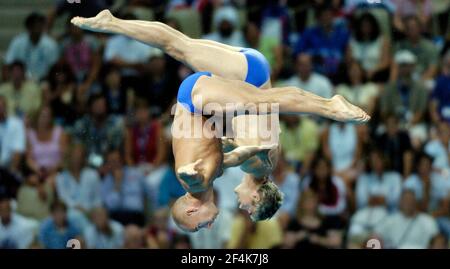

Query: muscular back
[[172, 105, 223, 192]]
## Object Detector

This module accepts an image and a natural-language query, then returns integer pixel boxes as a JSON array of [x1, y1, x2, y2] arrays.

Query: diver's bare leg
[[71, 10, 247, 80]]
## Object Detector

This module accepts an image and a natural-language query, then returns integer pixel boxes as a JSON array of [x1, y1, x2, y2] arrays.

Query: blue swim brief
[[240, 48, 271, 88], [177, 71, 212, 114]]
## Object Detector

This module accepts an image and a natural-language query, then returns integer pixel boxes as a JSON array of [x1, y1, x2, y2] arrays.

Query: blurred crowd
[[1, 0, 450, 249]]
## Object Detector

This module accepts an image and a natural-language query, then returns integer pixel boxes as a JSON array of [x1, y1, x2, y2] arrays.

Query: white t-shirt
[[0, 116, 26, 166], [403, 173, 450, 211]]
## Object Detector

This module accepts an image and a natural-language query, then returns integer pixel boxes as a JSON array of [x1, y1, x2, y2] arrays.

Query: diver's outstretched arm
[[223, 144, 278, 169]]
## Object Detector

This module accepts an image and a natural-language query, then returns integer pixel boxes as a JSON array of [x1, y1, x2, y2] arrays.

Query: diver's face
[[234, 176, 259, 216]]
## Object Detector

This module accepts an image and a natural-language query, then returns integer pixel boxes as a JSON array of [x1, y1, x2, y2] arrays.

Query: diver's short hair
[[251, 180, 284, 221]]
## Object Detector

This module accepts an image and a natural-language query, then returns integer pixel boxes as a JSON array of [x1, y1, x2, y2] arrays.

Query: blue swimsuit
[[177, 48, 271, 114]]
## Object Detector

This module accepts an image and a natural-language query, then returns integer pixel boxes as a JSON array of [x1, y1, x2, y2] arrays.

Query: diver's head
[[172, 189, 219, 232], [234, 174, 283, 221]]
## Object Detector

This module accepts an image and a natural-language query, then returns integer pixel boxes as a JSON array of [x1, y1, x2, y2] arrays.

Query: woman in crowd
[[26, 106, 67, 181], [283, 190, 344, 249]]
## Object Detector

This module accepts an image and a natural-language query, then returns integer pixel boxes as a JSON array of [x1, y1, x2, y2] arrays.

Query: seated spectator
[[380, 50, 428, 132], [280, 53, 333, 98], [100, 64, 128, 116], [430, 51, 450, 125], [347, 201, 389, 249], [211, 166, 243, 213], [356, 149, 402, 211], [39, 200, 81, 249], [146, 208, 175, 249], [202, 6, 246, 47], [424, 121, 450, 174], [72, 94, 124, 168], [4, 12, 58, 81], [335, 60, 379, 116], [0, 61, 41, 118], [125, 99, 166, 169], [138, 54, 179, 115], [0, 96, 26, 174], [343, 0, 396, 14], [101, 149, 148, 226], [347, 12, 391, 82], [226, 211, 282, 249], [43, 62, 80, 126], [16, 173, 54, 221], [279, 115, 319, 174], [322, 122, 360, 183], [156, 154, 187, 210], [294, 4, 350, 81], [272, 154, 301, 223], [26, 106, 67, 180], [0, 168, 21, 199], [374, 190, 439, 249], [123, 224, 146, 249], [283, 190, 344, 249], [84, 207, 124, 249], [170, 234, 192, 249], [103, 12, 162, 92], [392, 0, 433, 33], [61, 19, 101, 93], [375, 115, 414, 175], [392, 15, 438, 80], [0, 197, 39, 249], [302, 156, 347, 218], [55, 144, 101, 229], [188, 190, 233, 249], [404, 153, 450, 212]]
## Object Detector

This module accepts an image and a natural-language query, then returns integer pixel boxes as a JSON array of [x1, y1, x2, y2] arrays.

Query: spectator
[[227, 211, 283, 249], [428, 233, 449, 249], [61, 19, 101, 93], [26, 106, 68, 180], [347, 200, 389, 249], [356, 149, 402, 211], [0, 198, 39, 249], [375, 115, 414, 175], [302, 156, 347, 217], [83, 207, 124, 249], [403, 153, 450, 212], [146, 208, 175, 249], [123, 224, 146, 249], [138, 54, 180, 115], [16, 173, 54, 221], [43, 62, 80, 126], [125, 99, 167, 169], [39, 200, 81, 249], [55, 144, 102, 227], [188, 190, 233, 249], [335, 60, 379, 116], [380, 50, 428, 129], [279, 115, 319, 174], [101, 149, 148, 226], [4, 12, 58, 81], [393, 15, 439, 80], [272, 154, 301, 222], [156, 157, 187, 210], [322, 122, 360, 183], [347, 12, 391, 82], [374, 190, 439, 249], [0, 168, 21, 199], [280, 53, 333, 98], [103, 13, 162, 92], [0, 61, 42, 118], [430, 51, 450, 125], [210, 166, 243, 213], [294, 4, 350, 81], [0, 96, 26, 173], [283, 190, 344, 249], [170, 234, 192, 249], [424, 121, 450, 174], [203, 6, 246, 47], [100, 64, 128, 116], [392, 0, 433, 33], [72, 94, 124, 168]]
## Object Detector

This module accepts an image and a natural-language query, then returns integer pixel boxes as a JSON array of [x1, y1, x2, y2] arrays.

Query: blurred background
[[1, 0, 450, 249]]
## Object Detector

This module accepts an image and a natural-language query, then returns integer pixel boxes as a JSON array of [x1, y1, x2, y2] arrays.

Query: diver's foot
[[71, 9, 115, 33], [329, 95, 371, 123]]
